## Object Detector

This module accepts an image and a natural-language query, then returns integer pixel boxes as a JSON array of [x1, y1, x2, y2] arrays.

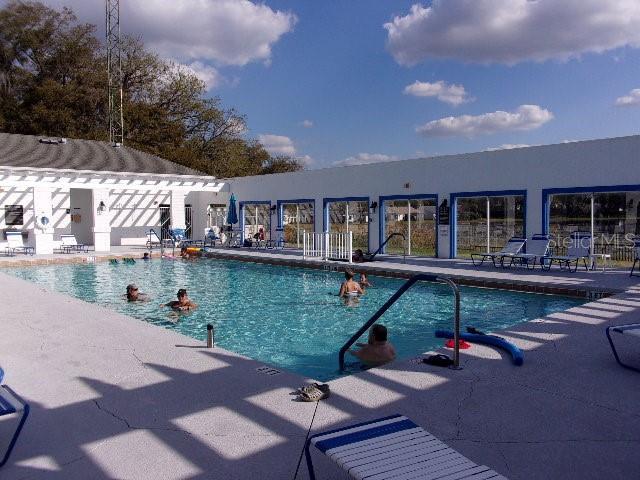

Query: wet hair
[[177, 288, 187, 298], [371, 324, 388, 342], [344, 269, 355, 280]]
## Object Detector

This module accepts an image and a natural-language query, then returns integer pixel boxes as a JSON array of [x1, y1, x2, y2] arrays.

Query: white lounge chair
[[4, 231, 34, 256], [59, 234, 88, 253], [503, 234, 550, 269], [204, 227, 220, 247], [606, 323, 640, 373], [630, 238, 640, 277], [542, 231, 591, 272], [305, 414, 508, 480], [471, 237, 525, 267]]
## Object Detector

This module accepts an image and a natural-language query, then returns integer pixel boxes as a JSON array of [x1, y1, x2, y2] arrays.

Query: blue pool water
[[7, 258, 585, 380]]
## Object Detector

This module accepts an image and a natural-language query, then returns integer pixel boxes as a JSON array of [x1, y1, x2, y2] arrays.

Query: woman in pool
[[161, 288, 197, 312], [359, 272, 372, 288], [338, 270, 364, 299]]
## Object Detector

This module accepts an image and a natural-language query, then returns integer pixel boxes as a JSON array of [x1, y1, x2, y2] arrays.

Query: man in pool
[[125, 284, 149, 302], [338, 269, 364, 298], [348, 324, 396, 367], [162, 288, 197, 312]]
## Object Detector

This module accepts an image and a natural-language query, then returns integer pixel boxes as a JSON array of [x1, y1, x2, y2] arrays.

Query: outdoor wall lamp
[[369, 201, 378, 214], [97, 200, 106, 215], [270, 204, 277, 215]]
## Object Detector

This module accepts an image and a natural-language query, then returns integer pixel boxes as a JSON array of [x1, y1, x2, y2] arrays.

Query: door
[[159, 204, 171, 240]]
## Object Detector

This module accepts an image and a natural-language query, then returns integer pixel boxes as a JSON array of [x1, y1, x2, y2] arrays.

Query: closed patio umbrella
[[227, 194, 238, 226]]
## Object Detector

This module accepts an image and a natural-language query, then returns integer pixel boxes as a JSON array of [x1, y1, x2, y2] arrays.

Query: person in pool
[[162, 288, 197, 312], [348, 324, 396, 367], [142, 252, 151, 260], [359, 272, 372, 288], [338, 269, 364, 298], [125, 284, 149, 302]]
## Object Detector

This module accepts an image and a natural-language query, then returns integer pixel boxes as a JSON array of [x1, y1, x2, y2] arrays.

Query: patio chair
[[503, 234, 550, 269], [606, 323, 640, 373], [542, 231, 591, 272], [305, 414, 507, 480], [59, 234, 88, 254], [204, 227, 221, 247], [470, 237, 525, 267], [4, 231, 34, 257], [0, 384, 30, 468], [630, 238, 640, 277], [146, 229, 162, 249]]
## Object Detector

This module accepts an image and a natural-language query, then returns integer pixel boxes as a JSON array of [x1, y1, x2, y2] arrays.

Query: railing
[[369, 232, 406, 263], [338, 274, 461, 371], [303, 231, 353, 262]]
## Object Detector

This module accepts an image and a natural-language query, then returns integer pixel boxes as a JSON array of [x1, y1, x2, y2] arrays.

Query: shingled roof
[[0, 132, 205, 176]]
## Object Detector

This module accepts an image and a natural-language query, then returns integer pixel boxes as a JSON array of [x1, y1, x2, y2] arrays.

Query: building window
[[281, 202, 314, 248], [5, 205, 24, 226], [383, 198, 436, 257]]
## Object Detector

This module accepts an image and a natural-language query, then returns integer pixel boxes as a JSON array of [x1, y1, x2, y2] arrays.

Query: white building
[[1, 132, 639, 260]]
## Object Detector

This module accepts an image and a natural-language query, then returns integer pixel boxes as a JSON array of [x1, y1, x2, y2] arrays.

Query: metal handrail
[[338, 274, 461, 370], [368, 233, 407, 263]]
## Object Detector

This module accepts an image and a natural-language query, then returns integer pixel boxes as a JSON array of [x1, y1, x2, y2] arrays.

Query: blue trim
[[378, 194, 438, 256], [541, 184, 640, 236], [238, 200, 271, 242], [314, 418, 418, 453], [450, 190, 528, 259], [276, 198, 315, 229], [322, 196, 370, 252]]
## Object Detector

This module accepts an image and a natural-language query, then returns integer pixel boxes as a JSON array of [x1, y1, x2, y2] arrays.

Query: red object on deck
[[445, 339, 471, 349]]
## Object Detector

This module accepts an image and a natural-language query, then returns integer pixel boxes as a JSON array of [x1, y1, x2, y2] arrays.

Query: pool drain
[[256, 366, 282, 376]]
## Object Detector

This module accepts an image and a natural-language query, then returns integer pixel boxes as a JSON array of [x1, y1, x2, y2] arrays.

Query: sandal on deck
[[291, 383, 330, 396], [422, 354, 453, 367], [298, 385, 331, 402]]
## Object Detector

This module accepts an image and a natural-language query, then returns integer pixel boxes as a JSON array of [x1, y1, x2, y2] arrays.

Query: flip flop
[[291, 383, 330, 396], [298, 385, 331, 402], [422, 354, 453, 367]]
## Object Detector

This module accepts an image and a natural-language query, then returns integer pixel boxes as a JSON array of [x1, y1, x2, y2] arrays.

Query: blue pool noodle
[[435, 330, 524, 366]]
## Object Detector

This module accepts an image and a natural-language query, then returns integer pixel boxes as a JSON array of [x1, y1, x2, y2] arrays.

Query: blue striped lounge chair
[[470, 237, 525, 267], [0, 384, 30, 467], [630, 238, 640, 277], [606, 323, 640, 373], [542, 231, 591, 272], [305, 414, 508, 480]]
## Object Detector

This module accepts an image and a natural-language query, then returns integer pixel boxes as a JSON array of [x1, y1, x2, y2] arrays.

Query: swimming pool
[[7, 258, 585, 380]]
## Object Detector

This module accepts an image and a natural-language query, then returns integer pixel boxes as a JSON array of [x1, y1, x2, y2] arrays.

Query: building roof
[[0, 132, 205, 177]]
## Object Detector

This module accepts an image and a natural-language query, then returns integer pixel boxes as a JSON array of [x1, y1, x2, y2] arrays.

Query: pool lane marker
[[256, 366, 282, 376]]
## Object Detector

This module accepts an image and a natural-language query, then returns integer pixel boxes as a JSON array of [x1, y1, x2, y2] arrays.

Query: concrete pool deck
[[1, 253, 640, 479]]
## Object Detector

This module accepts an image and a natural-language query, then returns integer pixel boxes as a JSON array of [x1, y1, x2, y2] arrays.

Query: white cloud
[[176, 62, 222, 91], [333, 153, 399, 167], [297, 155, 314, 167], [300, 120, 314, 128], [384, 1, 640, 66], [615, 88, 640, 107], [258, 134, 296, 156], [416, 105, 553, 138], [403, 80, 472, 106], [43, 0, 296, 66], [485, 144, 532, 151]]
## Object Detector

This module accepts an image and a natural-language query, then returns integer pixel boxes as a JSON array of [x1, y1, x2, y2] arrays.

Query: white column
[[91, 188, 112, 252], [170, 190, 187, 230], [32, 186, 54, 254]]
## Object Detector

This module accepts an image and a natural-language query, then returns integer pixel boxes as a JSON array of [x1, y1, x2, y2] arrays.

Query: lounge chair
[[4, 231, 34, 257], [503, 234, 550, 269], [606, 323, 640, 373], [146, 229, 162, 249], [470, 237, 525, 267], [630, 238, 640, 277], [542, 231, 591, 272], [0, 384, 30, 467], [59, 234, 88, 254], [305, 414, 508, 480], [204, 227, 221, 247]]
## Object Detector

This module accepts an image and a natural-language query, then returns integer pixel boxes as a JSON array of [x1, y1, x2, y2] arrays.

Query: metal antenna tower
[[106, 0, 124, 145]]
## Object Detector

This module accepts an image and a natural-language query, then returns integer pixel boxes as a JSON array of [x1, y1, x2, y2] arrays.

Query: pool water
[[7, 258, 585, 380]]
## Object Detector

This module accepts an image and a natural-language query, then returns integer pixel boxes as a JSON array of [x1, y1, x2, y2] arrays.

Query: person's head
[[355, 249, 363, 256], [126, 284, 139, 299], [360, 272, 367, 279], [180, 246, 187, 254], [344, 269, 355, 280], [177, 288, 187, 300], [143, 252, 149, 259], [370, 324, 388, 343]]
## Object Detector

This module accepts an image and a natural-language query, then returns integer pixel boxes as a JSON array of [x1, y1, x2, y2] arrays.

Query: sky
[[35, 0, 640, 168]]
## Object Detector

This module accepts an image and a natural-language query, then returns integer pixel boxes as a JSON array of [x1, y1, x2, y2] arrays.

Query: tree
[[0, 1, 304, 177]]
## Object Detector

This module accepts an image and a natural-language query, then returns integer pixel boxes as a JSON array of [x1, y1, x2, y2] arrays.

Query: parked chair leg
[[606, 327, 640, 373]]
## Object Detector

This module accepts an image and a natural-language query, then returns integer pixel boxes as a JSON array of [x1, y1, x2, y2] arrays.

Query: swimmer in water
[[124, 284, 149, 302], [348, 324, 396, 367], [161, 288, 197, 312], [359, 272, 372, 288], [338, 269, 364, 298]]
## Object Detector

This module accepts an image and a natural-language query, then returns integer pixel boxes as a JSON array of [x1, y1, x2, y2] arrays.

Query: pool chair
[[470, 237, 525, 267], [204, 227, 221, 247], [4, 231, 34, 257], [542, 231, 591, 272], [0, 384, 30, 468], [59, 234, 88, 254], [503, 234, 550, 269], [146, 229, 162, 249], [305, 414, 508, 480], [630, 238, 640, 277], [606, 323, 640, 373]]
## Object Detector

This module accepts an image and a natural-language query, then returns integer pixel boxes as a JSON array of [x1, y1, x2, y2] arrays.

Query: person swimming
[[124, 284, 149, 302], [338, 269, 364, 298], [161, 288, 197, 312], [348, 324, 396, 367], [142, 252, 151, 260], [359, 272, 372, 288]]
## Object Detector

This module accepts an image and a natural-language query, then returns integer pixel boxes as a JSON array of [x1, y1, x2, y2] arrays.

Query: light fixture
[[270, 204, 277, 214], [369, 201, 378, 214], [97, 200, 106, 215]]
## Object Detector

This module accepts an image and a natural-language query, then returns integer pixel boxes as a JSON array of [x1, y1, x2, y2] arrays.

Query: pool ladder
[[338, 274, 462, 370]]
